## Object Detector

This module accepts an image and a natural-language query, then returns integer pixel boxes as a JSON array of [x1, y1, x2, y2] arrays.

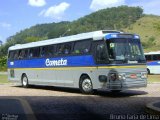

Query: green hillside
[[1, 5, 160, 71], [1, 6, 160, 55], [0, 6, 143, 56], [124, 15, 160, 52]]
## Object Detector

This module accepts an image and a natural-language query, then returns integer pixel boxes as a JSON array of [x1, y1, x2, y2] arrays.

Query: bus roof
[[144, 51, 160, 55], [9, 30, 123, 51]]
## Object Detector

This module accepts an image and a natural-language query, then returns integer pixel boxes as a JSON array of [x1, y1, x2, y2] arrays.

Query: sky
[[0, 0, 160, 43]]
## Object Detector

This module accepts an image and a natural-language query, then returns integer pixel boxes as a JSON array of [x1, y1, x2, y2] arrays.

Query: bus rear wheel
[[22, 74, 29, 88], [79, 76, 93, 94]]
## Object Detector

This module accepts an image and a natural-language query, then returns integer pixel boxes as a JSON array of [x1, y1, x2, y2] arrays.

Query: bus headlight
[[110, 73, 117, 81], [118, 73, 126, 80], [141, 72, 147, 79]]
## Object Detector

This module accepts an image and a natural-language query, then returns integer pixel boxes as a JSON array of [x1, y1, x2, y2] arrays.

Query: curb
[[146, 101, 160, 115]]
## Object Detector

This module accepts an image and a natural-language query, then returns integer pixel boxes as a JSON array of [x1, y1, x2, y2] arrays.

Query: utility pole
[[60, 29, 71, 37]]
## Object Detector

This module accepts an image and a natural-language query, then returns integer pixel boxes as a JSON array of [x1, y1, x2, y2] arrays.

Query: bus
[[7, 30, 147, 94], [145, 51, 160, 74]]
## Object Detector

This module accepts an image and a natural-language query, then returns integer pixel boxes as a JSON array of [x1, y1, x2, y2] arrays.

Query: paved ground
[[0, 84, 160, 120]]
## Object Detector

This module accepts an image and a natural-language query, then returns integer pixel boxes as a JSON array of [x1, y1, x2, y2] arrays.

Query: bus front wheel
[[22, 74, 29, 88], [79, 75, 93, 94]]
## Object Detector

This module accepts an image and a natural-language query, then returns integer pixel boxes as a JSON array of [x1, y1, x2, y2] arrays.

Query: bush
[[0, 56, 7, 71]]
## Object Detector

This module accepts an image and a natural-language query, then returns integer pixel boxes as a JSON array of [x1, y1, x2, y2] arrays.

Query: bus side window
[[18, 50, 23, 59], [29, 47, 40, 58], [40, 47, 45, 57], [14, 51, 19, 60], [57, 44, 64, 55], [25, 49, 29, 59], [56, 43, 72, 55], [8, 51, 15, 61], [73, 40, 91, 54], [42, 45, 55, 57], [48, 45, 55, 57], [145, 55, 152, 61], [63, 43, 72, 54], [20, 49, 28, 59], [158, 54, 160, 60], [153, 54, 159, 61]]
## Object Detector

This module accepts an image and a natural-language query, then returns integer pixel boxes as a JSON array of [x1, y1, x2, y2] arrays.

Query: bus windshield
[[106, 39, 146, 63]]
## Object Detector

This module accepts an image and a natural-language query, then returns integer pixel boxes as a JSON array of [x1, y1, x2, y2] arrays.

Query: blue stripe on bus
[[8, 55, 96, 68], [8, 55, 146, 69], [147, 61, 160, 66]]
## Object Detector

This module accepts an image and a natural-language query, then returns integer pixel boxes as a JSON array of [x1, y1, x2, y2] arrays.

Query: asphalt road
[[0, 84, 160, 120]]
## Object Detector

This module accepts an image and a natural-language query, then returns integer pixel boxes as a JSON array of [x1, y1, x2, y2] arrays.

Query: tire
[[22, 74, 29, 88], [79, 76, 93, 94]]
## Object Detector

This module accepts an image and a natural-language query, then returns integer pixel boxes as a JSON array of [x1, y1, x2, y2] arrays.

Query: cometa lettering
[[45, 58, 67, 67]]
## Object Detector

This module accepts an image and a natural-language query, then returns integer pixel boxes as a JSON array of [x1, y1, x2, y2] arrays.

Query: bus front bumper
[[105, 80, 147, 91]]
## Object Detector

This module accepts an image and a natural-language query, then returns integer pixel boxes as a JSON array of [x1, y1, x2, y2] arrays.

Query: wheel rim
[[82, 79, 92, 92], [22, 77, 28, 86]]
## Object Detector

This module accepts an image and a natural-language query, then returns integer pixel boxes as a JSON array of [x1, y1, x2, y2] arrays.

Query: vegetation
[[0, 56, 7, 71], [148, 75, 160, 83], [0, 6, 143, 57], [124, 15, 160, 52], [1, 6, 160, 71], [0, 74, 9, 84]]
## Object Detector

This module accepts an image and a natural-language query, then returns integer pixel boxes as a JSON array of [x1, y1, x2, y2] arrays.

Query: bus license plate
[[130, 74, 137, 79]]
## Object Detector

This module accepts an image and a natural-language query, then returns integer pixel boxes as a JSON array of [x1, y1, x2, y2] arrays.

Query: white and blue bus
[[145, 51, 160, 74], [7, 30, 147, 94]]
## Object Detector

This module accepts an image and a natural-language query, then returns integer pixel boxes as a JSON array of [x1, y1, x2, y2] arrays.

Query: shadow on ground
[[1, 85, 159, 120], [13, 85, 148, 98]]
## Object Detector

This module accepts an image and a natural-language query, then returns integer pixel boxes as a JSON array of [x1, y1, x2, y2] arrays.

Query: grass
[[124, 15, 160, 52], [147, 75, 160, 83], [0, 74, 10, 84], [0, 74, 159, 84]]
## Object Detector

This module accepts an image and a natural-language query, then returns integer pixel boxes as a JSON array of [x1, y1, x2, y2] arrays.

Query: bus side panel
[[70, 68, 97, 89], [8, 69, 21, 83], [56, 70, 73, 87], [94, 67, 110, 89], [25, 69, 57, 86], [147, 61, 160, 74]]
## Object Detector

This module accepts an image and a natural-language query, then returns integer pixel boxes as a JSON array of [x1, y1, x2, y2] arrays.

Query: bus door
[[93, 41, 110, 87]]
